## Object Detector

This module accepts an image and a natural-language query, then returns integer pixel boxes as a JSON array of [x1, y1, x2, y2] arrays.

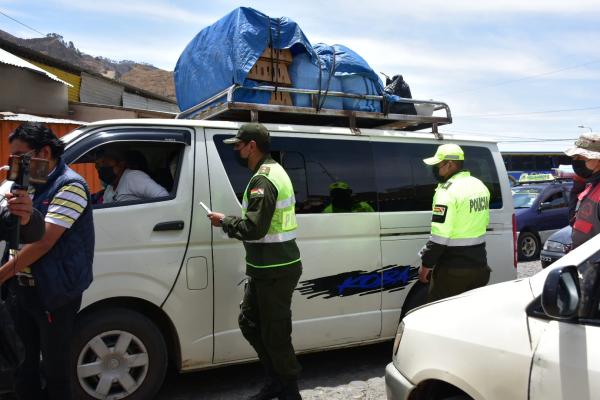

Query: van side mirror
[[539, 202, 552, 212], [542, 265, 580, 319]]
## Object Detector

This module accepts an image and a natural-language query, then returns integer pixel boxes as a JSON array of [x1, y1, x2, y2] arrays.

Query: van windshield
[[512, 187, 541, 208]]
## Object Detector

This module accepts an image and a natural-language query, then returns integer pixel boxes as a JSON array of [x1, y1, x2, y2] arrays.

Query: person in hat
[[208, 123, 302, 400], [322, 181, 374, 213], [419, 144, 491, 302], [565, 132, 600, 249]]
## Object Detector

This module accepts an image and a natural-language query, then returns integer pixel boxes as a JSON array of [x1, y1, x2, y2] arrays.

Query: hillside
[[0, 30, 176, 100]]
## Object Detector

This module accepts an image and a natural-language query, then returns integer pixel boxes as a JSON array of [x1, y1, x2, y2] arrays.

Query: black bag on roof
[[384, 75, 417, 115]]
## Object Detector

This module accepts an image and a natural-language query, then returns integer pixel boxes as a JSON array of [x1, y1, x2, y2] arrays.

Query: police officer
[[322, 181, 374, 213], [419, 144, 491, 302], [208, 123, 302, 400], [565, 132, 600, 249]]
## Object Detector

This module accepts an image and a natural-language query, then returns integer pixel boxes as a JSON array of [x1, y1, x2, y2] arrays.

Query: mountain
[[0, 30, 176, 101]]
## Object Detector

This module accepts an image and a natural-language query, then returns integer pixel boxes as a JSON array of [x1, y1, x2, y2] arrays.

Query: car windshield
[[512, 187, 542, 208]]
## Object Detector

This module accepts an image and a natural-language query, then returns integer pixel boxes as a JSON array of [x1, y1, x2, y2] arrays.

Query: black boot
[[278, 380, 301, 400], [248, 379, 282, 400]]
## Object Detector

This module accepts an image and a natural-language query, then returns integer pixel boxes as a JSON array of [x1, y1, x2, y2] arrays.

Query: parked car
[[48, 119, 516, 399], [540, 225, 572, 268], [512, 178, 572, 261], [385, 232, 600, 400]]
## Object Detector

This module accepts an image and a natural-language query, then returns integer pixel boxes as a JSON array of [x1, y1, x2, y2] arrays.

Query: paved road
[[158, 261, 543, 400]]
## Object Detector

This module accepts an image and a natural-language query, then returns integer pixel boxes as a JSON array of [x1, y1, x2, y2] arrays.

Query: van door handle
[[153, 221, 185, 231]]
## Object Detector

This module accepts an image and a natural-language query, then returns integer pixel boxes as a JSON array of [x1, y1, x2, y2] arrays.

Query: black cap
[[223, 123, 270, 146]]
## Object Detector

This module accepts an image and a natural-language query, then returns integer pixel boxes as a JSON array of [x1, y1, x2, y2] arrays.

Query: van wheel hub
[[77, 330, 149, 399]]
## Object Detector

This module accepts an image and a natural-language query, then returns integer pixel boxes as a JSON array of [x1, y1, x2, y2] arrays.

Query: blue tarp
[[175, 7, 315, 111], [314, 44, 384, 112], [175, 7, 386, 113]]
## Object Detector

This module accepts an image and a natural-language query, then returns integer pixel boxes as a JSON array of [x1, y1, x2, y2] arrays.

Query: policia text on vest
[[419, 144, 491, 303], [207, 123, 303, 400]]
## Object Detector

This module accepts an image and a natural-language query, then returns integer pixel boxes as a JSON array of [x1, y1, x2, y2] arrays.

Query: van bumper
[[385, 362, 414, 400]]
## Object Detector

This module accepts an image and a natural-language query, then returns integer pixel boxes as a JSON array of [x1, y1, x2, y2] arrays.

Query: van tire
[[518, 231, 540, 261], [71, 308, 168, 400]]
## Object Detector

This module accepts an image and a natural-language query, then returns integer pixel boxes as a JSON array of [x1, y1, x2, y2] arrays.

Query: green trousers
[[239, 263, 302, 382], [427, 265, 491, 303]]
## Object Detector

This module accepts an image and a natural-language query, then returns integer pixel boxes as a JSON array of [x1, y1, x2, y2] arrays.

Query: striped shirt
[[45, 182, 88, 229]]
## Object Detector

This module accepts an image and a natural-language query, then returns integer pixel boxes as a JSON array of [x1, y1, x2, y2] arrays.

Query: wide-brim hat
[[565, 133, 600, 159]]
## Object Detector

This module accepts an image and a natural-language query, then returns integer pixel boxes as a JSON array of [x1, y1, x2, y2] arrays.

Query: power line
[[457, 105, 600, 119], [434, 59, 600, 97], [0, 10, 45, 36]]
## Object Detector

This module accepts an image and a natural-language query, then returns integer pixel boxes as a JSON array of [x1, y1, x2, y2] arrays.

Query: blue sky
[[2, 0, 600, 151]]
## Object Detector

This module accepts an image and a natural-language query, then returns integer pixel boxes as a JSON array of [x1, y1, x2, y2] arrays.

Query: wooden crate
[[269, 91, 293, 106], [247, 59, 292, 85], [259, 47, 293, 64]]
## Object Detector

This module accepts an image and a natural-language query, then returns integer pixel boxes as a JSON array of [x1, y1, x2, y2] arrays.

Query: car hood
[[546, 225, 572, 245], [396, 279, 536, 398]]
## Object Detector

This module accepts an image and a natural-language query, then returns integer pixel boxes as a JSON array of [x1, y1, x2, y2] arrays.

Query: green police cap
[[423, 144, 465, 165], [329, 181, 351, 191], [223, 123, 271, 146]]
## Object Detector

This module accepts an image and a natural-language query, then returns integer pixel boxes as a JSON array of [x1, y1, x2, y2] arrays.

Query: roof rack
[[176, 84, 452, 134]]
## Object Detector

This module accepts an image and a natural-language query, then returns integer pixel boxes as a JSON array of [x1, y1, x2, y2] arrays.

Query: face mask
[[432, 165, 447, 182], [234, 144, 249, 168], [331, 189, 353, 211], [572, 159, 593, 179], [97, 166, 117, 186]]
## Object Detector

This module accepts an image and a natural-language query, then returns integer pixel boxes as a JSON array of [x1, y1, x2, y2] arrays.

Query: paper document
[[199, 201, 212, 214]]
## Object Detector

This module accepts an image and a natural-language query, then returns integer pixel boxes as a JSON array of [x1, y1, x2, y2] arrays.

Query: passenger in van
[[207, 123, 303, 400], [95, 149, 169, 203], [419, 144, 491, 302], [322, 181, 374, 213], [565, 132, 600, 249]]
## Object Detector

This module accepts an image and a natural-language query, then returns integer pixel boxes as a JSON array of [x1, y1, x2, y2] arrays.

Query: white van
[[58, 116, 515, 399], [385, 227, 600, 400]]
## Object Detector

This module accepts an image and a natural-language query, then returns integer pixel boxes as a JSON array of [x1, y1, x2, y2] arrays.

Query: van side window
[[214, 135, 377, 214], [373, 142, 503, 211], [70, 141, 184, 208]]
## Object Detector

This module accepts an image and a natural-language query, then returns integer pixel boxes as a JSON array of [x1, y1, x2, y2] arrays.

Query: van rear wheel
[[71, 308, 168, 400]]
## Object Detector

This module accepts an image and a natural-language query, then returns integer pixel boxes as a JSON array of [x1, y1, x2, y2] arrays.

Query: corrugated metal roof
[[0, 48, 72, 87], [80, 72, 123, 106], [123, 92, 180, 113], [147, 98, 179, 113], [0, 112, 86, 125]]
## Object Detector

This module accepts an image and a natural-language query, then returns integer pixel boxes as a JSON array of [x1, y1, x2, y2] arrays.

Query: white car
[[385, 231, 600, 400]]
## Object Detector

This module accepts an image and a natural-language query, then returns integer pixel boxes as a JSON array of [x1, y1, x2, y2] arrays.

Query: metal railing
[[176, 84, 452, 124]]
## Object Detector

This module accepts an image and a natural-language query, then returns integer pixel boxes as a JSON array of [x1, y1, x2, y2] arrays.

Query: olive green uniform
[[222, 157, 302, 383], [420, 170, 491, 302]]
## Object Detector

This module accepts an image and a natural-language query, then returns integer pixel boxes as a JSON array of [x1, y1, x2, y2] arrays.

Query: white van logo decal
[[296, 265, 418, 299]]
